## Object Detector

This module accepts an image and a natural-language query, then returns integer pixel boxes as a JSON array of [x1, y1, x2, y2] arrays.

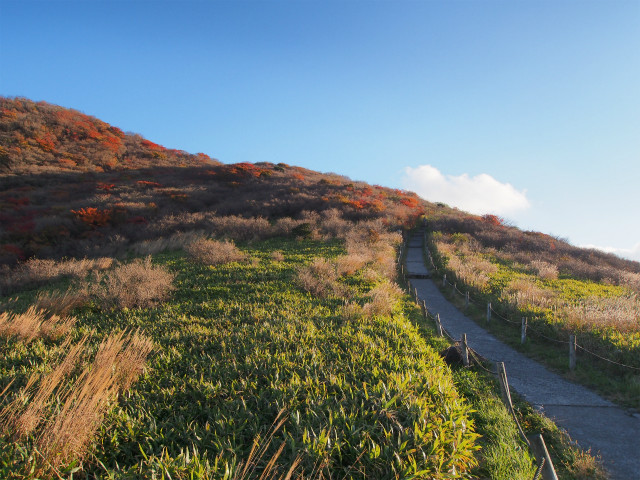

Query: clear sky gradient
[[1, 0, 639, 260]]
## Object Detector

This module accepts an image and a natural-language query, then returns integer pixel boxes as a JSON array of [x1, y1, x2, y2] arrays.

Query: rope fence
[[397, 231, 559, 480], [418, 230, 640, 373]]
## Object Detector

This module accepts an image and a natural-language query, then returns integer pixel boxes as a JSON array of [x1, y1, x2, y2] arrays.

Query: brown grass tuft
[[0, 306, 77, 343], [1, 330, 153, 476], [91, 256, 175, 309], [185, 238, 248, 266], [34, 287, 89, 316]]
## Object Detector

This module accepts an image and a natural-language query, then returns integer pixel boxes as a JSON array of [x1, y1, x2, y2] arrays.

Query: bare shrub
[[91, 257, 175, 309], [185, 238, 247, 266], [362, 281, 402, 318], [0, 307, 77, 342], [318, 209, 351, 238], [296, 258, 344, 298], [206, 215, 273, 242], [335, 253, 368, 276], [619, 271, 640, 294], [529, 260, 559, 280], [271, 250, 285, 262]]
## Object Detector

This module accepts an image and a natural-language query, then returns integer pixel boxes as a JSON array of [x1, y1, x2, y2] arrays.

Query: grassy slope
[[2, 237, 480, 478]]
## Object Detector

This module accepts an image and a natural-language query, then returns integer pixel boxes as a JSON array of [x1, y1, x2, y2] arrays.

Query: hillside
[[0, 98, 620, 478]]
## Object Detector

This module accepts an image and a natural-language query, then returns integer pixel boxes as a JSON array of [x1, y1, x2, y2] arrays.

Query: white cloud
[[580, 242, 640, 263], [402, 164, 530, 216]]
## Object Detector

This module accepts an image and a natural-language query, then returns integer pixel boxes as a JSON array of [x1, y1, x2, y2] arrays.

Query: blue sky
[[1, 0, 639, 260]]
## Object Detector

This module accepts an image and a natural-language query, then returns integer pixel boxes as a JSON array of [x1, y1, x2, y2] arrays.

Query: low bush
[[296, 257, 344, 298], [185, 238, 247, 266], [90, 256, 175, 309]]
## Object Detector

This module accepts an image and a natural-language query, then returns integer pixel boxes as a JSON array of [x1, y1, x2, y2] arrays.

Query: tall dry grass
[[91, 256, 175, 309], [0, 257, 113, 295], [0, 306, 77, 343], [1, 330, 153, 476], [34, 287, 89, 316]]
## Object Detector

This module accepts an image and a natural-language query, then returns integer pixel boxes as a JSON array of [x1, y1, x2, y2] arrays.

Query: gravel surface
[[405, 232, 640, 479]]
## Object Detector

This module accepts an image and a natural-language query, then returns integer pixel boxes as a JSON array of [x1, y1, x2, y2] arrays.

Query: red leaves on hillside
[[482, 214, 505, 227], [71, 207, 112, 227]]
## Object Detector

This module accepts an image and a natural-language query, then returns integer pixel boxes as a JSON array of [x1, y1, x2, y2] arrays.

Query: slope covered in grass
[[1, 235, 480, 478]]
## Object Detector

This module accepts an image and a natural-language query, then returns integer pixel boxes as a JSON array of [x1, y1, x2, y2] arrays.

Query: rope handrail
[[421, 237, 640, 373]]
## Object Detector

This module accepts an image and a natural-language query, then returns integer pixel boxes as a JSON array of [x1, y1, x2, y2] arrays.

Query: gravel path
[[405, 232, 640, 479]]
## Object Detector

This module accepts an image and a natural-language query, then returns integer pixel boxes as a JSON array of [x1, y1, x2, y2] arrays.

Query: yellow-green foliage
[[0, 237, 478, 478]]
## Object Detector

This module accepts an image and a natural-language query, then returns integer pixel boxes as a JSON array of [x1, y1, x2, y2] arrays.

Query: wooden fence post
[[465, 291, 469, 310], [569, 335, 576, 371], [452, 282, 456, 295], [521, 317, 527, 344], [442, 274, 447, 287], [529, 434, 559, 480], [420, 300, 427, 319], [487, 302, 491, 323], [461, 334, 469, 367], [435, 314, 443, 337]]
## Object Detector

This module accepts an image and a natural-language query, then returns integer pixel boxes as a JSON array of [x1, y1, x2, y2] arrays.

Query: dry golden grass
[[0, 306, 77, 342], [436, 243, 497, 290], [505, 277, 557, 310], [560, 296, 640, 333], [0, 257, 113, 295], [36, 330, 153, 469], [34, 287, 89, 316], [2, 336, 89, 440], [1, 330, 153, 476], [91, 256, 175, 309], [185, 237, 247, 266]]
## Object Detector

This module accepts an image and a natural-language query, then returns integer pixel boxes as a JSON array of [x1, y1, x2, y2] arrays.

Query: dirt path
[[405, 232, 640, 479]]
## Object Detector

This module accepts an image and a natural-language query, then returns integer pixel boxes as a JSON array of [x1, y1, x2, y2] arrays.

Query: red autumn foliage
[[0, 97, 219, 174], [482, 214, 505, 227], [97, 183, 116, 192], [137, 180, 162, 188], [71, 207, 112, 227]]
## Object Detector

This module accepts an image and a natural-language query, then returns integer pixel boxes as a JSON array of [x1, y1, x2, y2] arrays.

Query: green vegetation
[[2, 237, 480, 478]]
